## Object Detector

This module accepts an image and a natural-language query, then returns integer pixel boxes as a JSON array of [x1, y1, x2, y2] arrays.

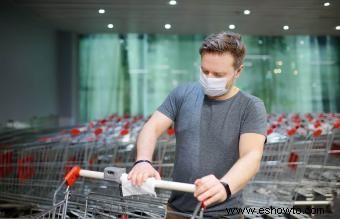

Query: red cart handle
[[65, 165, 80, 187]]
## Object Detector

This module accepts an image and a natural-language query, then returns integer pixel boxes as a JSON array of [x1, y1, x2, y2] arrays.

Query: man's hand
[[194, 174, 227, 207], [127, 162, 161, 186]]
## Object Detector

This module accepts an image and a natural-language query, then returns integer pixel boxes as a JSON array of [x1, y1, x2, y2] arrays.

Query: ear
[[235, 65, 244, 79]]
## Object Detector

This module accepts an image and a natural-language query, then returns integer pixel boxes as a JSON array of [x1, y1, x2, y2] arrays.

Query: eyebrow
[[201, 66, 225, 75]]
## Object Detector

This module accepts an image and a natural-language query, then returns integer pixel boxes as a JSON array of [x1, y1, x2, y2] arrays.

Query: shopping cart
[[243, 137, 311, 209], [293, 129, 340, 211], [0, 141, 71, 205], [1, 113, 338, 218], [35, 166, 205, 219], [153, 131, 176, 180]]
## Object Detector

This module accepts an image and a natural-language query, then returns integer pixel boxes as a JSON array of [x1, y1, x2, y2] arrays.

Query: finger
[[154, 170, 161, 180], [197, 186, 219, 202], [206, 188, 226, 207], [193, 179, 205, 196], [195, 179, 216, 197], [135, 172, 144, 186], [194, 179, 201, 185], [140, 171, 149, 186], [127, 169, 134, 179], [203, 188, 224, 206], [131, 171, 138, 186], [203, 192, 221, 207], [194, 182, 210, 197], [141, 172, 150, 185]]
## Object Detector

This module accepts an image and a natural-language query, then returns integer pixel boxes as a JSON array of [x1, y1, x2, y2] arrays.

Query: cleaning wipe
[[120, 173, 157, 197]]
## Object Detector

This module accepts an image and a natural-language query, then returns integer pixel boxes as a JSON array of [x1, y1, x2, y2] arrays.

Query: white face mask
[[199, 70, 229, 97]]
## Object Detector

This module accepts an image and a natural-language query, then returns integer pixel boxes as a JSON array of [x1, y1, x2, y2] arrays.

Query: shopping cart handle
[[120, 173, 196, 193], [65, 166, 106, 187], [152, 178, 195, 193], [65, 166, 81, 186], [65, 166, 196, 193]]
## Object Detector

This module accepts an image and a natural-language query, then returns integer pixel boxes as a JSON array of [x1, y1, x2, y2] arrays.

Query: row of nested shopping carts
[[0, 113, 339, 218]]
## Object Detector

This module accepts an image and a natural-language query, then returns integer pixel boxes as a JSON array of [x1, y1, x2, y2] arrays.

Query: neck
[[207, 86, 240, 101]]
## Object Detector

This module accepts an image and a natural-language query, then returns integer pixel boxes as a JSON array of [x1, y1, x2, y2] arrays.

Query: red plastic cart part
[[95, 128, 103, 136], [0, 151, 13, 177], [70, 128, 81, 136], [17, 156, 34, 182], [288, 152, 299, 169], [123, 122, 130, 129], [314, 120, 322, 128], [64, 165, 80, 187], [333, 119, 340, 129], [167, 128, 175, 136], [287, 128, 297, 137], [121, 215, 129, 219], [331, 144, 340, 157], [267, 128, 273, 135], [277, 116, 284, 123], [120, 129, 129, 136], [313, 129, 322, 138]]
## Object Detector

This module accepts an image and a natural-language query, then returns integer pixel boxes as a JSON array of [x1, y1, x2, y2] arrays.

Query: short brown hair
[[199, 31, 246, 68]]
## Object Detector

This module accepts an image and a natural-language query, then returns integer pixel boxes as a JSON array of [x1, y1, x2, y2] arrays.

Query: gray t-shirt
[[157, 82, 267, 217]]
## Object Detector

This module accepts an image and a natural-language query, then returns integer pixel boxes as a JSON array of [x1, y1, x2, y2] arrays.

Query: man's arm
[[128, 111, 173, 186], [194, 133, 265, 207], [220, 133, 265, 194]]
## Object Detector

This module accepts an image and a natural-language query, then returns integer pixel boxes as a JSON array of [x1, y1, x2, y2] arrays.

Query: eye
[[215, 73, 224, 78], [202, 70, 209, 75]]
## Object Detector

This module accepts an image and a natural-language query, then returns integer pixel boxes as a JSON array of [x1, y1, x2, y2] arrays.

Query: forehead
[[201, 53, 235, 72]]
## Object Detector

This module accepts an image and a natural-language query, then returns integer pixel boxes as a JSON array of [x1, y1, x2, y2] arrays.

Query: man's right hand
[[127, 162, 161, 186]]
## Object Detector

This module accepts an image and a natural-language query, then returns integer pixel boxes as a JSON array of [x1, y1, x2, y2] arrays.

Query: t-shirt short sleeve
[[157, 86, 185, 121], [240, 100, 267, 136]]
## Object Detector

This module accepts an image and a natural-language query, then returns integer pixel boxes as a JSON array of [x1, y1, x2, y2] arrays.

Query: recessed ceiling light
[[323, 2, 330, 7], [164, 24, 172, 29], [229, 24, 236, 30], [335, 26, 340, 30], [283, 25, 289, 30], [300, 40, 305, 45], [98, 9, 105, 14], [243, 10, 251, 15], [169, 0, 177, 5], [107, 24, 114, 29], [273, 68, 282, 74]]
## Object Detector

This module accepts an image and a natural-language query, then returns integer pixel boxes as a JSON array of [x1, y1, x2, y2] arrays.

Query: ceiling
[[3, 0, 340, 35]]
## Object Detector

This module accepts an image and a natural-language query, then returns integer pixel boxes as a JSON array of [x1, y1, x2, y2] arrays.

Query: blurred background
[[0, 0, 339, 128]]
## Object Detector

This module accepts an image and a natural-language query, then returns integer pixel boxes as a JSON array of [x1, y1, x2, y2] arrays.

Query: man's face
[[200, 52, 242, 79]]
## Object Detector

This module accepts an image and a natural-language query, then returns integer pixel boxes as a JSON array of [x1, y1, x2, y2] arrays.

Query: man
[[128, 32, 267, 218]]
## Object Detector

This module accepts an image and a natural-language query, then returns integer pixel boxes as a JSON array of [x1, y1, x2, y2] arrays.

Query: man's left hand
[[194, 174, 227, 207]]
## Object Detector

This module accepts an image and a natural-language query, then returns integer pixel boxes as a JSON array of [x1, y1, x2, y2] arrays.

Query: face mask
[[199, 70, 229, 97]]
